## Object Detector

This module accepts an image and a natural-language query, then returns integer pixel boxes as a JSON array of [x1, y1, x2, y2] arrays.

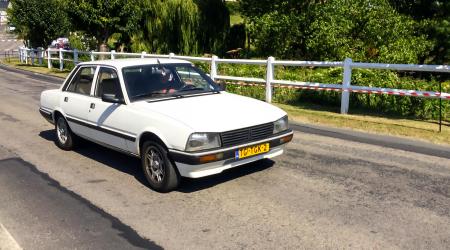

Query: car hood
[[132, 92, 286, 132]]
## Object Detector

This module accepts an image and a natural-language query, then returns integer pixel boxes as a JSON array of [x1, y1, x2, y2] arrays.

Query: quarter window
[[66, 66, 96, 95]]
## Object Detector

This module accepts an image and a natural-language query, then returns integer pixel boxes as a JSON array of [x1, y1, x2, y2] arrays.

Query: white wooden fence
[[17, 47, 450, 115]]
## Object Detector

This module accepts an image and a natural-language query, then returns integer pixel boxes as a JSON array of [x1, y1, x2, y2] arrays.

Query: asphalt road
[[0, 66, 450, 249]]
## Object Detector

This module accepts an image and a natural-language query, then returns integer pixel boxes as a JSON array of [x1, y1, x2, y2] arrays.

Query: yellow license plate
[[235, 143, 270, 160]]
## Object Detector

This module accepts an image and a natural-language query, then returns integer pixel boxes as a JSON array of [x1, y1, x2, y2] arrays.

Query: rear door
[[61, 66, 98, 137], [87, 66, 131, 151]]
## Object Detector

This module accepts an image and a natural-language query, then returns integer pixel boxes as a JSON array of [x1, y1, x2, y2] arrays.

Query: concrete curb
[[291, 121, 450, 159]]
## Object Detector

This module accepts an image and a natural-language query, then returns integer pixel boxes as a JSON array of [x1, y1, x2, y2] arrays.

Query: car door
[[61, 66, 98, 138], [87, 66, 131, 152]]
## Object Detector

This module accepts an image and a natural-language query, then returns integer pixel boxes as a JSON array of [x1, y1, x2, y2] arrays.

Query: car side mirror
[[102, 94, 125, 104]]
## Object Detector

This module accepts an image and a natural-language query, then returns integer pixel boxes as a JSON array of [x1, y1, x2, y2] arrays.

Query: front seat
[[99, 78, 123, 98]]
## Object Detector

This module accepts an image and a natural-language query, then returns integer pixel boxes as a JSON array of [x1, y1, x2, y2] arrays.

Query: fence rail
[[16, 47, 450, 117]]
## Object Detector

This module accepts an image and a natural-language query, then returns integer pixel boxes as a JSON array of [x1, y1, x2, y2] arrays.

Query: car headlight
[[186, 133, 221, 152], [273, 116, 289, 134]]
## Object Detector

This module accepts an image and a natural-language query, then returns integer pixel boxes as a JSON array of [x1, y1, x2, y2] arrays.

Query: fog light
[[280, 134, 293, 144], [199, 153, 224, 164]]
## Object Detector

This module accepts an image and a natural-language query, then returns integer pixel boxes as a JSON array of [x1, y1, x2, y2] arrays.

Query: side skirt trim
[[65, 116, 136, 142]]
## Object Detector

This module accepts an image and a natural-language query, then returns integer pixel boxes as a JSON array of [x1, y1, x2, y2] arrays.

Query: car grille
[[221, 122, 274, 147]]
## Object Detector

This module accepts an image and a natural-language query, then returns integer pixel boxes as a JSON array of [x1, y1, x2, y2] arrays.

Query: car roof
[[77, 58, 193, 68]]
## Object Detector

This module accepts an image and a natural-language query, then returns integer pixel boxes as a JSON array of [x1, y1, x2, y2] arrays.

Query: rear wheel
[[141, 141, 179, 192], [55, 115, 77, 150]]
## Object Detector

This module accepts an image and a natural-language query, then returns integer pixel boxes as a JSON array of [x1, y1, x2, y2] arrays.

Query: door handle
[[90, 103, 95, 109], [64, 97, 68, 102]]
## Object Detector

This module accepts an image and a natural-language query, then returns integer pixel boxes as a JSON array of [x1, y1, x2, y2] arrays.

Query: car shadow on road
[[39, 129, 275, 193], [177, 160, 275, 193], [39, 129, 148, 185]]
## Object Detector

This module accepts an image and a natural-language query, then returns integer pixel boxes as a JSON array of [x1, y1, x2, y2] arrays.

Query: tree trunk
[[99, 43, 109, 60]]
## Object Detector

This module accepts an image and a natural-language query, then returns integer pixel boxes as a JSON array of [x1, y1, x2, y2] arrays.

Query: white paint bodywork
[[40, 59, 290, 178]]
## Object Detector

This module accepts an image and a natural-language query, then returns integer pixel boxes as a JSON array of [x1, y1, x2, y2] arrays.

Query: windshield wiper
[[133, 92, 168, 100], [177, 87, 207, 92]]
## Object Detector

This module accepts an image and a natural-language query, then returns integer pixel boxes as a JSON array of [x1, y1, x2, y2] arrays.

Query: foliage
[[227, 24, 246, 50], [68, 32, 97, 51], [305, 0, 433, 63], [219, 64, 449, 120], [130, 0, 199, 55], [7, 0, 71, 48], [195, 0, 230, 54], [67, 0, 145, 49], [242, 0, 433, 63], [131, 0, 229, 55], [389, 0, 450, 64], [239, 0, 309, 18]]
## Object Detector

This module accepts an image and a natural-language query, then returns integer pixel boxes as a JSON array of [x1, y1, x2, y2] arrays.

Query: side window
[[95, 67, 122, 98], [66, 67, 96, 95]]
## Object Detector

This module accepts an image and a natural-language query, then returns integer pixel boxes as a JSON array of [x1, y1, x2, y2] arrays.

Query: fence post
[[90, 51, 95, 61], [73, 49, 78, 65], [31, 49, 35, 65], [340, 58, 352, 114], [25, 49, 28, 64], [37, 48, 43, 65], [59, 48, 63, 71], [210, 55, 218, 81], [47, 48, 52, 69], [169, 52, 175, 59], [265, 56, 275, 103], [111, 50, 116, 60], [141, 51, 146, 58]]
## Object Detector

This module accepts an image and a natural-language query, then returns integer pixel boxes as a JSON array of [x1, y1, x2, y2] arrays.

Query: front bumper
[[169, 130, 293, 178]]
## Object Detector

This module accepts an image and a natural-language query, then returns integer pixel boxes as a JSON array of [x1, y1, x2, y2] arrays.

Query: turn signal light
[[280, 134, 293, 144], [199, 153, 224, 164]]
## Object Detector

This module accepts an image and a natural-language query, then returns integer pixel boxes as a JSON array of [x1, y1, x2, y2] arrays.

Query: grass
[[1, 58, 70, 78], [1, 58, 449, 146], [277, 102, 450, 146]]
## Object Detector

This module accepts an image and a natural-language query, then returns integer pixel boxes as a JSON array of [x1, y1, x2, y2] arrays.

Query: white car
[[39, 59, 293, 192]]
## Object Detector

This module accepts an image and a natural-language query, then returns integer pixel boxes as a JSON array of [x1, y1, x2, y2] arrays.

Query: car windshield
[[122, 63, 220, 102]]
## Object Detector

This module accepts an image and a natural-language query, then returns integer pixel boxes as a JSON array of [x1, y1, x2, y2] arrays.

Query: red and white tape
[[225, 81, 450, 99]]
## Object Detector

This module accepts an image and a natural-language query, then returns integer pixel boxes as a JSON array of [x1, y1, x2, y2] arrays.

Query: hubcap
[[57, 118, 68, 144], [145, 148, 165, 183]]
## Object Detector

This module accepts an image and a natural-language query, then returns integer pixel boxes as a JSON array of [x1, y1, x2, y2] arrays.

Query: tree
[[68, 0, 145, 50], [7, 0, 70, 48], [240, 0, 432, 63], [389, 0, 450, 64], [305, 0, 433, 63], [195, 0, 230, 54], [130, 0, 199, 55], [130, 0, 230, 55]]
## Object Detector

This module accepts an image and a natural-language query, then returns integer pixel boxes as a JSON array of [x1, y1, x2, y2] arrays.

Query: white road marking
[[0, 223, 22, 250]]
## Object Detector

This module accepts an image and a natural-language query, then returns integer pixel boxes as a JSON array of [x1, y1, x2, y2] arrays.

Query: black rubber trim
[[66, 117, 136, 142], [39, 108, 53, 122], [170, 130, 293, 165]]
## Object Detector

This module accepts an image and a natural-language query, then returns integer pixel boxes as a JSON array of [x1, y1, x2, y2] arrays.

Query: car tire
[[141, 141, 180, 192], [55, 115, 77, 150]]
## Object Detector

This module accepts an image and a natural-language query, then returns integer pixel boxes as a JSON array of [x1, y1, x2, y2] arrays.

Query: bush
[[219, 63, 450, 120]]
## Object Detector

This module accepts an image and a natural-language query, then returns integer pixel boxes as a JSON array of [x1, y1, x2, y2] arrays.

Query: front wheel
[[55, 116, 77, 150], [141, 141, 180, 192]]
